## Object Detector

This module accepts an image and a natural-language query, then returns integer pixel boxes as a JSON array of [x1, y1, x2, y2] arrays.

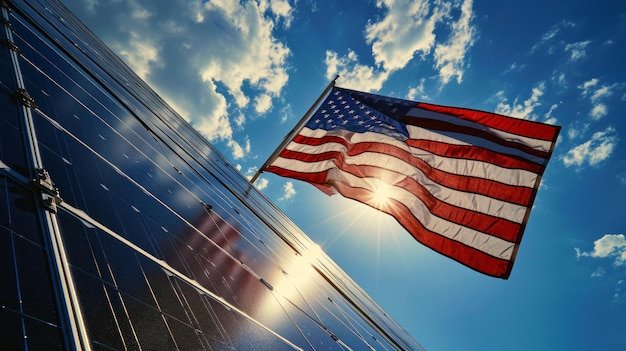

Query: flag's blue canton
[[306, 88, 410, 141], [341, 87, 416, 120]]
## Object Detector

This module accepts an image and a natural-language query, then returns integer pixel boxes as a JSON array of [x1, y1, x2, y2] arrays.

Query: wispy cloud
[[564, 40, 591, 61], [591, 266, 606, 278], [325, 0, 477, 91], [561, 126, 618, 168], [543, 103, 559, 125], [494, 81, 546, 120], [565, 121, 590, 140], [530, 20, 576, 54], [619, 172, 626, 186], [614, 280, 624, 303], [503, 62, 527, 75]]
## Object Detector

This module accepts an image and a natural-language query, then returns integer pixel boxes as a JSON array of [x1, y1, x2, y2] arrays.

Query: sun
[[369, 179, 393, 210]]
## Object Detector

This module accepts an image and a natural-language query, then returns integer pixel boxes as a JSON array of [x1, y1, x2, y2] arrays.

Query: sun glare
[[369, 179, 393, 210]]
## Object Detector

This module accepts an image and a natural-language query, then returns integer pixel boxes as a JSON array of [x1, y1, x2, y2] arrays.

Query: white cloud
[[325, 50, 388, 92], [227, 137, 251, 160], [590, 85, 613, 103], [325, 0, 476, 90], [254, 93, 274, 114], [578, 78, 599, 94], [433, 0, 476, 84], [504, 62, 526, 75], [171, 85, 232, 142], [63, 0, 292, 160], [614, 280, 624, 303], [589, 103, 608, 120], [578, 78, 619, 120], [279, 181, 296, 201], [561, 126, 618, 168], [261, 0, 294, 27], [619, 172, 626, 186], [543, 103, 559, 125], [112, 31, 160, 79], [494, 82, 546, 120], [82, 0, 99, 13], [530, 20, 576, 54], [564, 40, 591, 61], [279, 103, 293, 124], [576, 234, 626, 266], [591, 266, 605, 278], [244, 166, 258, 177], [406, 78, 429, 100], [566, 122, 590, 140], [198, 0, 291, 107], [243, 167, 268, 190], [365, 0, 443, 72], [234, 113, 246, 128], [567, 127, 579, 140], [254, 178, 269, 190], [554, 72, 566, 87]]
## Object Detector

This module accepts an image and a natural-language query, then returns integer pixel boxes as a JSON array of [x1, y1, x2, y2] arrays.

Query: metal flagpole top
[[249, 75, 339, 185]]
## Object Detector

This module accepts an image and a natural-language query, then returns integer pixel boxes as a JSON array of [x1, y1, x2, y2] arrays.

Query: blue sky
[[62, 0, 626, 349]]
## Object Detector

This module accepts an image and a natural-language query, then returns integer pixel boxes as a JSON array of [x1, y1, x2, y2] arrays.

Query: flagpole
[[249, 75, 339, 185]]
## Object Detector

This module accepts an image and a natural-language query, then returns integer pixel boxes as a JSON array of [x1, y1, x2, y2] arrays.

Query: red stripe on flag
[[416, 102, 561, 141], [406, 139, 543, 174]]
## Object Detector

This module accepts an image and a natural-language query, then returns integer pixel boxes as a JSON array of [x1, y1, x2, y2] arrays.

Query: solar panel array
[[0, 1, 423, 350]]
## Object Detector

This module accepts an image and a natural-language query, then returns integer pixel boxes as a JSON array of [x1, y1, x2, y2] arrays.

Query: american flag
[[266, 86, 560, 278]]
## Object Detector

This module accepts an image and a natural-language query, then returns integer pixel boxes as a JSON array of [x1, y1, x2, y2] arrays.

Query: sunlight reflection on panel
[[260, 243, 325, 325]]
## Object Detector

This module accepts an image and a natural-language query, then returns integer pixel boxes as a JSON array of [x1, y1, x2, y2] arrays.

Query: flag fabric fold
[[265, 86, 560, 279]]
